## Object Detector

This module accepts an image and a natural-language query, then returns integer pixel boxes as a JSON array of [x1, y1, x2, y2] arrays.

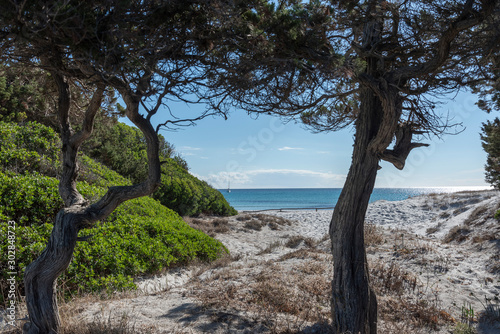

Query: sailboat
[[227, 180, 231, 193]]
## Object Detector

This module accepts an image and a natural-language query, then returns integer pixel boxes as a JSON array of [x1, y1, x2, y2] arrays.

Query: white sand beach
[[3, 190, 500, 333]]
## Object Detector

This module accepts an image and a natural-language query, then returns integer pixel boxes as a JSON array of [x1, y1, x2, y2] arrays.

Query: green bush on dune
[[84, 122, 237, 216], [0, 121, 60, 176], [0, 175, 227, 300], [157, 158, 237, 216], [0, 121, 228, 304], [67, 198, 227, 294]]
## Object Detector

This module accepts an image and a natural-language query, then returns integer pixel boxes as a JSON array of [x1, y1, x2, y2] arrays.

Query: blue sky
[[122, 91, 494, 189]]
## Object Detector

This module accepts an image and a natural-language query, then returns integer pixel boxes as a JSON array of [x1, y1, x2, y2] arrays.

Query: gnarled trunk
[[23, 208, 84, 334], [330, 87, 382, 334]]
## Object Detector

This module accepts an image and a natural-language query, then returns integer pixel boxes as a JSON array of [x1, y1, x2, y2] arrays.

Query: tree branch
[[380, 123, 429, 170], [70, 83, 106, 148], [44, 57, 88, 207], [86, 88, 162, 222], [393, 0, 496, 81]]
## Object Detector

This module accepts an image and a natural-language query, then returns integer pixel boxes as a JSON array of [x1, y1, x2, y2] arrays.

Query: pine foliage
[[481, 118, 500, 189]]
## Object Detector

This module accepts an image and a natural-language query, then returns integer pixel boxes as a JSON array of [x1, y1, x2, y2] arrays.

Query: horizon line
[[218, 185, 493, 190]]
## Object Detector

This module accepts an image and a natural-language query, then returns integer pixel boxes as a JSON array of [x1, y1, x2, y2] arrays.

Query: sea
[[219, 187, 491, 212]]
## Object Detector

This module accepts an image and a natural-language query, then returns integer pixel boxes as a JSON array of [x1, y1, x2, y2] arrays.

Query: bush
[[0, 121, 60, 175], [0, 172, 227, 305], [0, 172, 62, 226], [82, 122, 236, 217], [494, 209, 500, 220], [0, 119, 236, 217], [78, 155, 132, 188], [0, 118, 233, 304], [156, 163, 237, 216], [64, 196, 227, 295]]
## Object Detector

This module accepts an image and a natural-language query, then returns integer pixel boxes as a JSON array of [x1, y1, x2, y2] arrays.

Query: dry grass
[[237, 213, 292, 231], [62, 313, 145, 334], [371, 261, 453, 331], [283, 235, 317, 249], [371, 261, 418, 295], [463, 205, 489, 226], [279, 248, 326, 261], [439, 211, 451, 219], [235, 214, 253, 221], [443, 225, 471, 243], [487, 253, 500, 274], [365, 223, 384, 246], [191, 225, 455, 333], [185, 216, 230, 237], [453, 206, 469, 216], [294, 261, 326, 275], [8, 213, 481, 334], [2, 312, 158, 334], [257, 240, 283, 255], [244, 219, 266, 231], [389, 231, 436, 263], [252, 214, 292, 226], [378, 297, 451, 331], [426, 225, 439, 235], [471, 233, 498, 243], [192, 241, 332, 332]]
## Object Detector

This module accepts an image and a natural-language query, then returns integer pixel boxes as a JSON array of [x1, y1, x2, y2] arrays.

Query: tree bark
[[330, 86, 381, 334], [329, 6, 387, 332], [23, 208, 85, 334]]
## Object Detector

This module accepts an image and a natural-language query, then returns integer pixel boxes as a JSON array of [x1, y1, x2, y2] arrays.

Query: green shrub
[[83, 122, 149, 183], [0, 121, 60, 175], [157, 159, 237, 216], [0, 173, 227, 305], [495, 209, 500, 220], [0, 118, 232, 304], [78, 155, 132, 188], [64, 196, 227, 295], [82, 122, 236, 216], [0, 172, 62, 226]]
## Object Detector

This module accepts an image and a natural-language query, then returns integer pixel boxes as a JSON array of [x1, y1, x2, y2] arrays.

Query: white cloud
[[278, 146, 304, 151], [204, 171, 251, 188], [201, 168, 346, 189], [178, 146, 201, 157], [180, 146, 202, 151]]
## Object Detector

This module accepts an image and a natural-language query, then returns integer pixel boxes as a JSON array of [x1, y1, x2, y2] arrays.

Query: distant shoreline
[[221, 186, 495, 212], [219, 186, 493, 190]]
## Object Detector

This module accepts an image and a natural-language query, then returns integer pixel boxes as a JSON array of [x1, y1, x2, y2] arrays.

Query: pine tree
[[216, 1, 500, 332], [481, 118, 500, 189]]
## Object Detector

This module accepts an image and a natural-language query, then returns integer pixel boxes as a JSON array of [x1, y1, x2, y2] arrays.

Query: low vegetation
[[185, 217, 231, 237], [84, 122, 236, 217], [0, 121, 228, 305], [237, 213, 291, 231]]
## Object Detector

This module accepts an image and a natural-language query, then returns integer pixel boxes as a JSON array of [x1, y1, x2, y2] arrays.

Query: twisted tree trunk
[[23, 208, 85, 334], [330, 86, 381, 334]]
